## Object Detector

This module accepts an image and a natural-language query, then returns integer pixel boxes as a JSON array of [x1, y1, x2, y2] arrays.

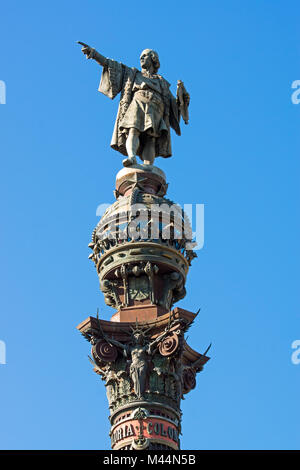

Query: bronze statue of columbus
[[78, 42, 190, 167]]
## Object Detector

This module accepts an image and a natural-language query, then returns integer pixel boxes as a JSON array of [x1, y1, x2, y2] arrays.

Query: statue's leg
[[123, 128, 140, 167], [141, 136, 155, 165]]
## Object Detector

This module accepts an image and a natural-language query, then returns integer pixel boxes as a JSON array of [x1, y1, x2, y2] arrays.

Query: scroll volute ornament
[[182, 367, 196, 394], [158, 331, 179, 357], [92, 339, 118, 363]]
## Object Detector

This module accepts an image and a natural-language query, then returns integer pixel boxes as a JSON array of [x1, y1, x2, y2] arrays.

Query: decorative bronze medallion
[[158, 331, 179, 357], [93, 340, 118, 363]]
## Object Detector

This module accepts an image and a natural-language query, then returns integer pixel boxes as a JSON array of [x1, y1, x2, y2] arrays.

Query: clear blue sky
[[0, 0, 299, 450]]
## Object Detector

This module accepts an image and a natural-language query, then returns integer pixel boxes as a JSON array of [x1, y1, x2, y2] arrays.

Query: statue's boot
[[122, 156, 137, 167]]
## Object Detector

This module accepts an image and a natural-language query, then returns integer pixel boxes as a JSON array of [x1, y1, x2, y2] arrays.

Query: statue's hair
[[149, 50, 160, 73], [141, 49, 160, 73]]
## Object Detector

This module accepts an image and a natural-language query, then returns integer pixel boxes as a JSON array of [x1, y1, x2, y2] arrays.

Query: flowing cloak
[[98, 58, 181, 158]]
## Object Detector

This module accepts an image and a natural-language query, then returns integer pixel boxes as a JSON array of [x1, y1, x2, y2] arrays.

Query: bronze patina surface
[[77, 45, 209, 450]]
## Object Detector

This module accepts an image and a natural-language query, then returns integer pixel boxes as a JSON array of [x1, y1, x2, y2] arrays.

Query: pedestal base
[[110, 304, 168, 322], [77, 307, 210, 450]]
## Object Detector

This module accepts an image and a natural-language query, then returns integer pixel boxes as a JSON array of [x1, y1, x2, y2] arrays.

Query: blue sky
[[0, 0, 299, 449]]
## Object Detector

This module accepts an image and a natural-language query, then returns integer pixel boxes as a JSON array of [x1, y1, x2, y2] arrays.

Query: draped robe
[[98, 59, 181, 159]]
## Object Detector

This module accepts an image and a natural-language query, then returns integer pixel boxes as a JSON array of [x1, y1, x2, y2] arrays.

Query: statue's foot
[[122, 156, 137, 167]]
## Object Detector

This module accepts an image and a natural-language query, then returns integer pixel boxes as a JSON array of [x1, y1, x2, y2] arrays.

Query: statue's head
[[133, 331, 144, 345], [130, 322, 152, 345], [140, 49, 160, 73]]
